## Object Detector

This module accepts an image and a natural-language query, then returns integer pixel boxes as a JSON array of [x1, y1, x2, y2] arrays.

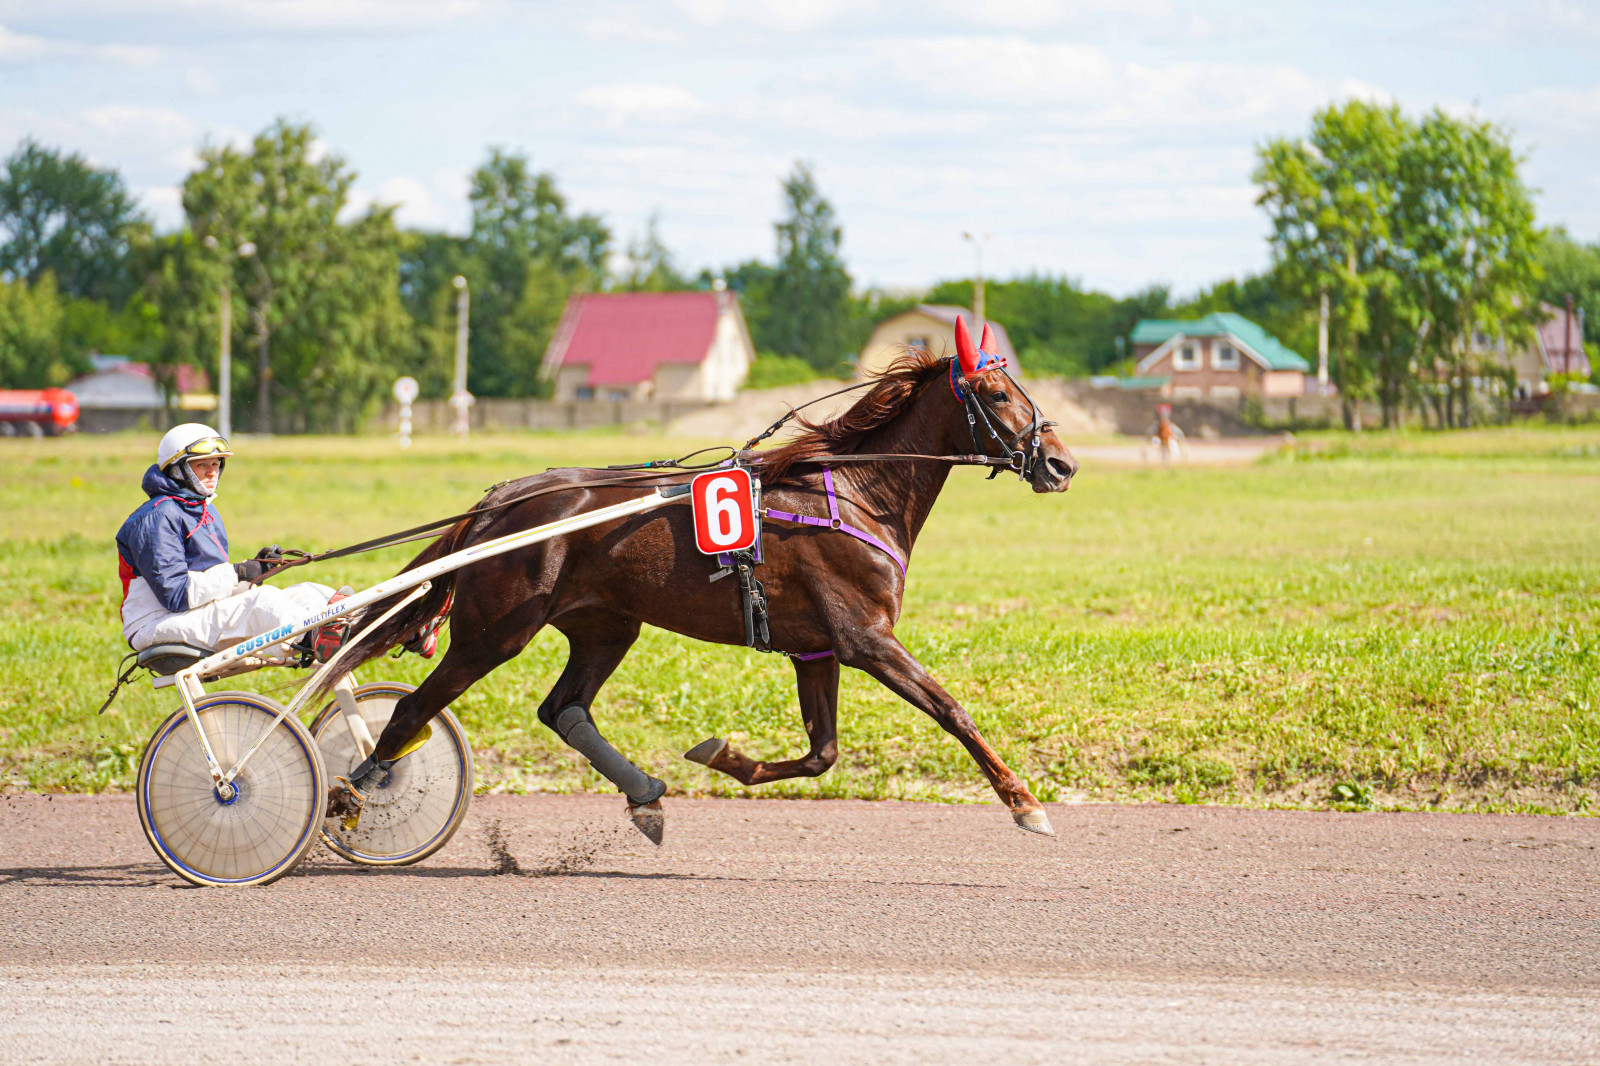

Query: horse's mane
[[756, 349, 949, 484]]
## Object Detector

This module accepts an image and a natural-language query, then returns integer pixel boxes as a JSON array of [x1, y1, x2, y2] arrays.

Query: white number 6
[[706, 476, 743, 546]]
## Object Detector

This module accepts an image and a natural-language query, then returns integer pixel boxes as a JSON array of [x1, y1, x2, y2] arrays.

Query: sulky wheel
[[310, 682, 474, 866], [137, 691, 327, 887]]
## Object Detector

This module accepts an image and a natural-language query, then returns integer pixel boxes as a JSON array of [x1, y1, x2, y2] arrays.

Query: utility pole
[[202, 234, 253, 437], [232, 241, 271, 435], [218, 280, 231, 437], [450, 275, 473, 438], [962, 231, 989, 329], [1565, 293, 1576, 377], [1317, 288, 1330, 395]]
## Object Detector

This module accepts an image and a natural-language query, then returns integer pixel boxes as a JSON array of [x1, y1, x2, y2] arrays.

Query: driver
[[115, 423, 345, 660]]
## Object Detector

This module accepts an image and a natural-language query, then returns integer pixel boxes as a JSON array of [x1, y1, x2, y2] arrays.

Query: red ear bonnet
[[979, 323, 998, 358], [954, 315, 981, 375]]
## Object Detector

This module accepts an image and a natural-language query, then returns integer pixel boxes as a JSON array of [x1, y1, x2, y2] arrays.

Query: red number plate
[[690, 468, 757, 555]]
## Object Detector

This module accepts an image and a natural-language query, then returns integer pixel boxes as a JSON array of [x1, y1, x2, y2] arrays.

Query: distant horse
[[326, 321, 1077, 841]]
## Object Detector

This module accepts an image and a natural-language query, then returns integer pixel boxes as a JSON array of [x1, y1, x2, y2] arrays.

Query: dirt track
[[3, 794, 1598, 1064]]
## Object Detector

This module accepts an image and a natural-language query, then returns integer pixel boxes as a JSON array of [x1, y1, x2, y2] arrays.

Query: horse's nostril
[[1047, 456, 1076, 480]]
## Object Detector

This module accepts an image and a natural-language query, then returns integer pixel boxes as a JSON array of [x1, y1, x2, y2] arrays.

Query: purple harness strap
[[755, 468, 909, 665], [764, 468, 908, 576]]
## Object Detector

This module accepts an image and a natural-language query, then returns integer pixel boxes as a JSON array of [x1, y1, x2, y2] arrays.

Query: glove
[[254, 545, 284, 562], [234, 558, 271, 585]]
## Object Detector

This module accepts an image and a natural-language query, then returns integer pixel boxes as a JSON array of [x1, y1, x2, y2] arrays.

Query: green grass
[[3, 425, 1598, 813]]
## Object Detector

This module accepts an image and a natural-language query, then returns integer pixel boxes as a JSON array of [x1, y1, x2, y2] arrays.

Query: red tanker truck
[[0, 388, 79, 436]]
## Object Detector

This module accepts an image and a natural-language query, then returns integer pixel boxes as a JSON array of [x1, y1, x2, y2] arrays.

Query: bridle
[[949, 360, 1055, 482]]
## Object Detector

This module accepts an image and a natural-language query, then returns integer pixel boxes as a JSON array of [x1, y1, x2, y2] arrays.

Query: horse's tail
[[307, 514, 474, 704]]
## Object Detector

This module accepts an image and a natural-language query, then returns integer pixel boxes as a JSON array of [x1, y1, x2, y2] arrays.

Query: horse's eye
[[988, 391, 1009, 404]]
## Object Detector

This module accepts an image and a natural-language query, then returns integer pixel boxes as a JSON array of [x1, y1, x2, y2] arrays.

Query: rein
[[264, 467, 704, 575], [268, 360, 1035, 575]]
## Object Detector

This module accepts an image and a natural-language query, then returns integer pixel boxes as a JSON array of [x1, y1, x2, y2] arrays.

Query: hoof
[[328, 777, 366, 831], [1012, 807, 1055, 837], [683, 737, 728, 767], [626, 799, 665, 846]]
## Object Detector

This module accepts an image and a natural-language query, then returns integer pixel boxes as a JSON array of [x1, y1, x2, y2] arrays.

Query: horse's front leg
[[838, 621, 1053, 836], [686, 655, 839, 784]]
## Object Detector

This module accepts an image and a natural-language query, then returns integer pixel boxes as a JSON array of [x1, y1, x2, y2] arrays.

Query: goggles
[[182, 436, 233, 460]]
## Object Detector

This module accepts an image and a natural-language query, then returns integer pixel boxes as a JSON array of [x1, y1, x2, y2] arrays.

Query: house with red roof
[[541, 291, 755, 403]]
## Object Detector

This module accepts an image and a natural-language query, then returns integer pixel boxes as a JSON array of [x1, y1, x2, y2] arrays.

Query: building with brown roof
[[857, 305, 1020, 379], [1507, 302, 1591, 398]]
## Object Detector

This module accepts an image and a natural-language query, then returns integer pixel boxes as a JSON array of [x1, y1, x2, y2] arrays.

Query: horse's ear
[[954, 315, 981, 375], [979, 322, 997, 356]]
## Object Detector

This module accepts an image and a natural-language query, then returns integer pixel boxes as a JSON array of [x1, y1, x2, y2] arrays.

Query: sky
[[2, 0, 1598, 296]]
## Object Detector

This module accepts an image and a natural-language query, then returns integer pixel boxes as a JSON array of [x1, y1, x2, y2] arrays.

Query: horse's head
[[950, 317, 1077, 493]]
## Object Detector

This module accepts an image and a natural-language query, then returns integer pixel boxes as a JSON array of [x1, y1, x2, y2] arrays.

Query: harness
[[705, 353, 1049, 660], [766, 468, 907, 576], [248, 355, 1050, 666]]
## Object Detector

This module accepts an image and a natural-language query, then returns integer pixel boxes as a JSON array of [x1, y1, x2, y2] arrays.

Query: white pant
[[131, 582, 336, 655]]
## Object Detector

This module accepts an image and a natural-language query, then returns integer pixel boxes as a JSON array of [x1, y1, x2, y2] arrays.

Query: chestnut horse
[[326, 333, 1077, 841]]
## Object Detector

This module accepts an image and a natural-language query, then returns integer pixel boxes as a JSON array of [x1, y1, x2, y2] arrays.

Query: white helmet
[[157, 423, 234, 498]]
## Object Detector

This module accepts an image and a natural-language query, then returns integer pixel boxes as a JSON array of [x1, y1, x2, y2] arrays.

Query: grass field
[[2, 426, 1597, 813]]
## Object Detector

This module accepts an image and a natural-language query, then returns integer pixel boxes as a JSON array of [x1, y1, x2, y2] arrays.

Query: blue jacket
[[116, 465, 231, 615]]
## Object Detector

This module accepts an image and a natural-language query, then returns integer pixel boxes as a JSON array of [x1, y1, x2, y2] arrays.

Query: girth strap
[[765, 468, 908, 576]]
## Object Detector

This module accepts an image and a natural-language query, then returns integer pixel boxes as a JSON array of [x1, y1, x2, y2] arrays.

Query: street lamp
[[234, 242, 276, 435], [450, 275, 473, 439], [962, 231, 989, 329], [202, 236, 258, 438]]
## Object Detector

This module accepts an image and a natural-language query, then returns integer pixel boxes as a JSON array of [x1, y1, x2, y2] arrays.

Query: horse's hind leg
[[536, 611, 666, 843], [333, 625, 539, 817], [686, 655, 840, 786], [365, 612, 540, 766]]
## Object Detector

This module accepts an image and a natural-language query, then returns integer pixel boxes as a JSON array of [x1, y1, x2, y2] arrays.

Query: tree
[[617, 213, 688, 292], [764, 163, 853, 371], [181, 120, 408, 432], [925, 275, 1169, 376], [1397, 110, 1539, 427], [1256, 100, 1412, 427], [453, 149, 610, 397], [394, 229, 471, 399], [0, 273, 65, 386], [1256, 101, 1537, 428], [1535, 228, 1600, 360], [0, 139, 146, 303]]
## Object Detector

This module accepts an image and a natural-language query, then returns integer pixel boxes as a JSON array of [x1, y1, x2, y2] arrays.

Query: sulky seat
[[136, 643, 211, 676]]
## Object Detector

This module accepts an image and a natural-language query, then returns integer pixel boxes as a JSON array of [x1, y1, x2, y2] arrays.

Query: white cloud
[[889, 37, 1119, 108], [670, 0, 859, 31], [138, 184, 183, 227], [0, 23, 48, 61], [184, 66, 219, 94], [0, 23, 161, 65], [1335, 78, 1393, 106], [79, 105, 197, 143], [1501, 84, 1600, 135], [1440, 0, 1600, 46], [376, 175, 445, 229], [0, 104, 217, 225], [874, 36, 1333, 131], [578, 14, 685, 44], [574, 82, 706, 124], [0, 1, 492, 33]]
